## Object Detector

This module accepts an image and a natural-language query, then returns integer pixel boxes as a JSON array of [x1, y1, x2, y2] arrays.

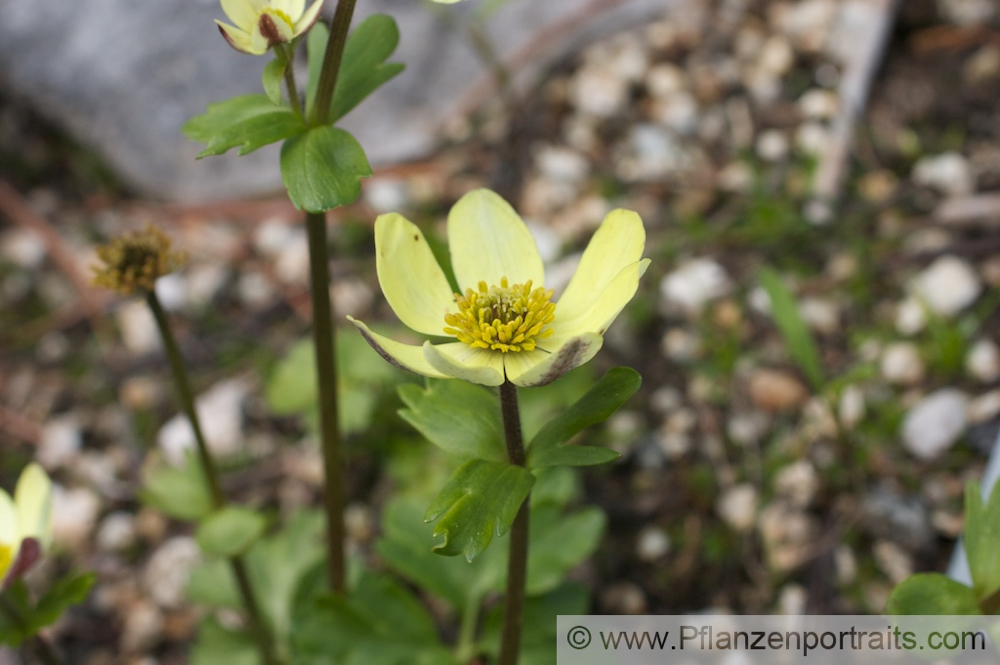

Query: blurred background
[[2, 0, 1000, 661]]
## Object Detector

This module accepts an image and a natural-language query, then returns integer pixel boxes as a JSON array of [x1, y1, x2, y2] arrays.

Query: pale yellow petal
[[215, 20, 259, 54], [0, 490, 16, 547], [220, 0, 261, 31], [348, 317, 448, 379], [375, 213, 458, 336], [14, 464, 52, 547], [272, 0, 302, 18], [293, 0, 324, 35], [423, 342, 505, 386], [557, 209, 645, 323], [447, 189, 544, 291], [556, 259, 650, 338], [503, 333, 604, 387]]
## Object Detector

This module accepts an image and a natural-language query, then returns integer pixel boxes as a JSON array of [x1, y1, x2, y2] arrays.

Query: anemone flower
[[349, 188, 649, 387], [0, 464, 53, 590], [216, 0, 324, 55]]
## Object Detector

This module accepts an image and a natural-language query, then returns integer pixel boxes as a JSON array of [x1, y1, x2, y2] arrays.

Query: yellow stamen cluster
[[0, 543, 12, 578], [444, 277, 556, 353], [92, 224, 186, 296]]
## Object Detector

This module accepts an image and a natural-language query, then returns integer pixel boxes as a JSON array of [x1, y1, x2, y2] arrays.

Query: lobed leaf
[[398, 380, 506, 463], [196, 507, 267, 558], [280, 126, 371, 212]]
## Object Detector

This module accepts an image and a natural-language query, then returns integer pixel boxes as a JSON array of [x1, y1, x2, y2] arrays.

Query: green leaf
[[963, 480, 1000, 600], [184, 95, 304, 158], [280, 125, 371, 213], [306, 15, 404, 123], [525, 506, 605, 595], [0, 581, 32, 646], [398, 380, 506, 463], [479, 583, 590, 664], [886, 573, 980, 615], [759, 267, 825, 391], [424, 460, 535, 561], [140, 452, 213, 521], [527, 367, 639, 468], [304, 22, 329, 118], [187, 558, 241, 609], [262, 58, 285, 106], [29, 573, 95, 630], [197, 507, 267, 557], [191, 617, 260, 665]]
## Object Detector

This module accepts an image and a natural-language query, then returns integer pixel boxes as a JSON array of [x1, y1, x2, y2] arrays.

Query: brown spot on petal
[[528, 338, 589, 387], [356, 326, 412, 374], [258, 13, 282, 46], [1, 538, 41, 591]]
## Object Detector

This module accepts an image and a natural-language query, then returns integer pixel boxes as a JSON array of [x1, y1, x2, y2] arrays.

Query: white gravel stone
[[364, 178, 410, 214], [873, 540, 913, 584], [838, 384, 866, 430], [38, 415, 82, 469], [331, 277, 374, 320], [775, 460, 819, 508], [758, 501, 818, 571], [717, 161, 754, 193], [901, 389, 969, 461], [795, 122, 830, 155], [51, 485, 101, 549], [798, 89, 839, 119], [717, 483, 759, 533], [912, 152, 975, 196], [937, 0, 996, 26], [772, 0, 837, 52], [0, 229, 46, 269], [895, 296, 927, 335], [620, 124, 692, 180], [157, 378, 249, 465], [253, 218, 295, 256], [910, 255, 982, 317], [570, 65, 628, 118], [237, 271, 276, 310], [636, 526, 671, 562], [967, 390, 1000, 424], [757, 36, 795, 75], [185, 263, 229, 307], [660, 258, 732, 312], [535, 145, 589, 183], [143, 537, 202, 609], [755, 130, 789, 161], [799, 297, 839, 334], [96, 511, 139, 553], [121, 600, 164, 653], [661, 327, 702, 363], [274, 230, 310, 284], [115, 300, 160, 355], [966, 339, 1000, 383], [652, 92, 699, 134], [645, 64, 687, 98], [727, 411, 771, 447], [153, 273, 186, 312], [880, 342, 926, 386]]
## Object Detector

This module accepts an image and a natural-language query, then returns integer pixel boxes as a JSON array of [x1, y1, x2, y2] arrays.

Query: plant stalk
[[310, 0, 358, 127], [146, 291, 280, 665], [498, 380, 529, 665], [0, 595, 63, 665], [278, 44, 303, 118]]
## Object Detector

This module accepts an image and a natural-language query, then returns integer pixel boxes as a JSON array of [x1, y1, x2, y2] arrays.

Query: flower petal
[[375, 213, 458, 336], [348, 317, 448, 379], [557, 209, 645, 323], [504, 333, 604, 387], [557, 259, 650, 338], [0, 490, 16, 547], [215, 21, 259, 54], [423, 342, 506, 386], [448, 189, 544, 291], [14, 464, 51, 547], [293, 0, 324, 35], [220, 0, 262, 31]]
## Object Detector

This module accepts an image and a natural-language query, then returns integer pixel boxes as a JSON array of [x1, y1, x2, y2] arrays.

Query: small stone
[[757, 36, 795, 76], [758, 501, 818, 571], [660, 258, 732, 312], [38, 415, 82, 469], [795, 122, 829, 156], [534, 145, 589, 183], [344, 503, 375, 544], [717, 483, 759, 533], [253, 218, 296, 256], [838, 384, 866, 430], [134, 507, 168, 545], [154, 273, 186, 312], [569, 65, 628, 118], [727, 411, 771, 447], [716, 161, 754, 193], [834, 545, 858, 584], [645, 64, 687, 98], [636, 526, 671, 562], [748, 369, 809, 413], [661, 327, 702, 363], [185, 263, 229, 308], [873, 540, 913, 584], [901, 389, 969, 461], [777, 585, 808, 615], [880, 342, 926, 386], [331, 278, 374, 320], [858, 170, 899, 203], [237, 271, 276, 310], [967, 389, 1000, 424], [895, 296, 927, 335], [771, 0, 837, 52], [775, 461, 819, 508], [586, 34, 649, 82], [798, 89, 839, 119], [157, 378, 249, 465], [966, 339, 1000, 383], [363, 178, 410, 214], [937, 0, 996, 26], [912, 152, 975, 196], [115, 301, 160, 355], [601, 582, 647, 614], [799, 297, 839, 334], [826, 252, 858, 282], [910, 255, 982, 317], [121, 600, 164, 653], [0, 228, 46, 269], [619, 124, 692, 181], [119, 376, 162, 410], [52, 486, 101, 549], [756, 130, 789, 162], [964, 46, 1000, 84], [143, 537, 201, 609], [274, 231, 310, 284], [649, 386, 683, 415], [652, 92, 699, 134], [96, 512, 138, 553]]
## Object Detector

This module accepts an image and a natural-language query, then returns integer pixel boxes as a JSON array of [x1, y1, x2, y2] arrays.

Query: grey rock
[[0, 0, 670, 202], [860, 485, 934, 552]]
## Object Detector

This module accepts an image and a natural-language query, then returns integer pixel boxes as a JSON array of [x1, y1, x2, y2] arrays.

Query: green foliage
[[262, 59, 285, 106], [886, 574, 980, 615], [280, 126, 372, 213], [0, 574, 95, 647], [183, 95, 305, 158], [196, 507, 267, 557], [963, 480, 1000, 600], [190, 617, 260, 665], [140, 451, 213, 521], [398, 380, 506, 463], [759, 267, 825, 391], [424, 460, 535, 561], [479, 583, 590, 665], [527, 367, 639, 468]]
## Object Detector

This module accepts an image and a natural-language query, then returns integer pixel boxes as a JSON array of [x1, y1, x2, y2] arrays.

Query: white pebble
[[880, 342, 926, 386], [838, 385, 866, 430], [97, 512, 139, 553], [570, 66, 628, 118], [115, 301, 160, 355], [901, 389, 969, 461], [660, 258, 732, 313], [38, 415, 82, 469], [636, 526, 671, 562], [52, 486, 101, 549], [966, 339, 1000, 383], [910, 255, 982, 317], [895, 296, 927, 335], [756, 130, 789, 161], [157, 378, 249, 465], [717, 483, 759, 533], [912, 152, 975, 196], [143, 537, 202, 609]]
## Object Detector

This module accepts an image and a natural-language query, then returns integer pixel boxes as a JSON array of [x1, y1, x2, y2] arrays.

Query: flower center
[[256, 9, 295, 44], [444, 277, 556, 353], [0, 542, 12, 580]]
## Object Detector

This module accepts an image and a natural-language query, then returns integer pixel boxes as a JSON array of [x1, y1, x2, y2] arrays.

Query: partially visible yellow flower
[[92, 225, 186, 296], [216, 0, 325, 55], [349, 189, 649, 387], [0, 464, 53, 590]]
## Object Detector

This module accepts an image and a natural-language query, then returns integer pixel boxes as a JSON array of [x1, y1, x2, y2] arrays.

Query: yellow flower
[[349, 189, 649, 387], [0, 464, 53, 590], [216, 0, 325, 55]]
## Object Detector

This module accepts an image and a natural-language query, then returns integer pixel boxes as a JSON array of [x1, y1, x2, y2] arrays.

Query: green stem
[[309, 0, 358, 127], [305, 211, 346, 593], [0, 595, 63, 665], [498, 381, 529, 665], [455, 590, 482, 663], [145, 291, 281, 665], [278, 44, 303, 118]]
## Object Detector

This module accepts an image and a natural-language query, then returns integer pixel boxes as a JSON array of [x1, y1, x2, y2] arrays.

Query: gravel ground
[[2, 0, 1000, 661]]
